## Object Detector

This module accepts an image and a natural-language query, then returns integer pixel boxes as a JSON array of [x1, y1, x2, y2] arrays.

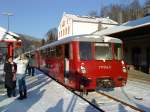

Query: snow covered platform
[[0, 70, 100, 112]]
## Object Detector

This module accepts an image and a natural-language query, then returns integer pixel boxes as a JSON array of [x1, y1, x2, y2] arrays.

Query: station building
[[0, 27, 21, 63], [58, 13, 118, 40], [94, 16, 150, 74]]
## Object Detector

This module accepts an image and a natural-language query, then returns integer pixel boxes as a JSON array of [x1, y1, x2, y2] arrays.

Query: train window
[[50, 47, 56, 57], [114, 44, 122, 60], [80, 42, 92, 60], [56, 46, 62, 57], [40, 49, 46, 57], [45, 48, 50, 57], [94, 43, 112, 60]]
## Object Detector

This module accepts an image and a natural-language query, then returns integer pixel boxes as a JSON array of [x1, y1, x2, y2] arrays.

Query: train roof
[[39, 34, 122, 50]]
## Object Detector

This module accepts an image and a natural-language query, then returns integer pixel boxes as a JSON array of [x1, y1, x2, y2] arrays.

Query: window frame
[[94, 42, 113, 61]]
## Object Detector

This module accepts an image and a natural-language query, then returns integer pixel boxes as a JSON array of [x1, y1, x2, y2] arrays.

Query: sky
[[0, 0, 146, 39]]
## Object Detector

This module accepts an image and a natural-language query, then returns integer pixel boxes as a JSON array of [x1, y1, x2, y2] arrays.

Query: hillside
[[17, 33, 41, 53]]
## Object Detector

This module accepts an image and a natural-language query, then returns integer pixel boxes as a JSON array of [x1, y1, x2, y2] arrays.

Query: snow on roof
[[39, 34, 122, 50], [64, 13, 118, 25], [0, 26, 20, 41], [122, 15, 150, 26], [94, 16, 150, 36]]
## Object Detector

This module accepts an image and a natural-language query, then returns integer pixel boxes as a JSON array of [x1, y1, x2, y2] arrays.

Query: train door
[[64, 44, 70, 84]]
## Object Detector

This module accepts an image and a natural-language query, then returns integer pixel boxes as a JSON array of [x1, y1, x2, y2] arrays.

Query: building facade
[[58, 13, 118, 40]]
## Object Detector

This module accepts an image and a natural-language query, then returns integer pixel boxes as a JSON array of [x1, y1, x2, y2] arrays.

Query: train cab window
[[94, 43, 112, 60], [79, 42, 92, 60], [114, 44, 123, 60]]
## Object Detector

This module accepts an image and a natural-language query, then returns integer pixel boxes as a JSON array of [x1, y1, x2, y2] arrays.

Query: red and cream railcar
[[32, 34, 128, 91]]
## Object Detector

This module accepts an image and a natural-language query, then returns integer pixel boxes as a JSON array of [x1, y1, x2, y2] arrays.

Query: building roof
[[63, 13, 118, 25], [94, 15, 150, 36], [0, 27, 20, 42]]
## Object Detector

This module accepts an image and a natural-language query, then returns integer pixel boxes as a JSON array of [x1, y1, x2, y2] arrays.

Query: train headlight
[[122, 67, 127, 73], [80, 66, 86, 74]]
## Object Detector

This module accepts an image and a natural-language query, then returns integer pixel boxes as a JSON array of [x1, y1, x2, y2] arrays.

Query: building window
[[68, 26, 70, 34], [63, 29, 64, 36], [64, 28, 66, 35], [59, 32, 60, 37], [66, 28, 67, 35], [61, 30, 62, 36]]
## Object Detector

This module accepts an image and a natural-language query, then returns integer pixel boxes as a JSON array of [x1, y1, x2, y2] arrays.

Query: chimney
[[98, 22, 102, 31]]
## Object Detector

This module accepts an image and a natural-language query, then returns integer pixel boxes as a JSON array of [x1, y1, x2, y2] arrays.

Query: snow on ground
[[0, 70, 99, 112], [99, 79, 150, 112]]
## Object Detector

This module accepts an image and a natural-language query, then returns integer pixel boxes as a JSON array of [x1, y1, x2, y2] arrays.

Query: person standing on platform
[[4, 56, 17, 97], [28, 55, 35, 76], [15, 54, 28, 100]]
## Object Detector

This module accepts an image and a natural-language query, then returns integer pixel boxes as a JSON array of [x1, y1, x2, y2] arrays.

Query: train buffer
[[0, 69, 100, 112]]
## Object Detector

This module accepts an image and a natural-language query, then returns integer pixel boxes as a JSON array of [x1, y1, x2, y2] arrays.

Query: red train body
[[29, 34, 128, 91]]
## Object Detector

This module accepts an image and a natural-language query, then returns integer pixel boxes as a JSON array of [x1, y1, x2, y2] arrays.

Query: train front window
[[95, 43, 112, 60], [114, 44, 123, 60], [80, 42, 92, 60]]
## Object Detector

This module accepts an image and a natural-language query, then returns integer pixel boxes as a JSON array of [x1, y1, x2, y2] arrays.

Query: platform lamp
[[2, 12, 13, 31], [2, 12, 14, 57]]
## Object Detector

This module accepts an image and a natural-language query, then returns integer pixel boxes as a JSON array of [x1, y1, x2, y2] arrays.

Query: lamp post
[[2, 12, 14, 57], [2, 12, 13, 31]]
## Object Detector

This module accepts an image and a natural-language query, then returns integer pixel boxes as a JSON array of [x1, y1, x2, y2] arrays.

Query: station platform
[[128, 69, 150, 84], [0, 70, 99, 112]]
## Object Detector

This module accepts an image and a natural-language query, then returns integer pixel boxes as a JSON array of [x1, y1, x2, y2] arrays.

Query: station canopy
[[0, 27, 20, 42], [94, 15, 150, 38]]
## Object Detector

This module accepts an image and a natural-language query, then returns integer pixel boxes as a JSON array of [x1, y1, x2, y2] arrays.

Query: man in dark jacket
[[4, 56, 17, 97]]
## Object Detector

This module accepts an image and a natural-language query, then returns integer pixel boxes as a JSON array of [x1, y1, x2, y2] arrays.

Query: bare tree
[[100, 0, 144, 23], [88, 10, 99, 17], [46, 28, 58, 43], [144, 0, 150, 16], [41, 38, 46, 46]]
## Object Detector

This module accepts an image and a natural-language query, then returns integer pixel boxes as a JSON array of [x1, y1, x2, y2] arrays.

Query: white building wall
[[58, 18, 73, 40], [73, 22, 98, 35], [58, 14, 118, 40]]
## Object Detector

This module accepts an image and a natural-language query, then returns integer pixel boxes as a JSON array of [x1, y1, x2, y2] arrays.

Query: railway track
[[77, 91, 145, 112], [97, 91, 144, 112]]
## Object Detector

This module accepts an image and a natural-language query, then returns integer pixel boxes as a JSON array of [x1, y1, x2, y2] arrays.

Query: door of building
[[146, 47, 150, 74], [132, 47, 141, 70]]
